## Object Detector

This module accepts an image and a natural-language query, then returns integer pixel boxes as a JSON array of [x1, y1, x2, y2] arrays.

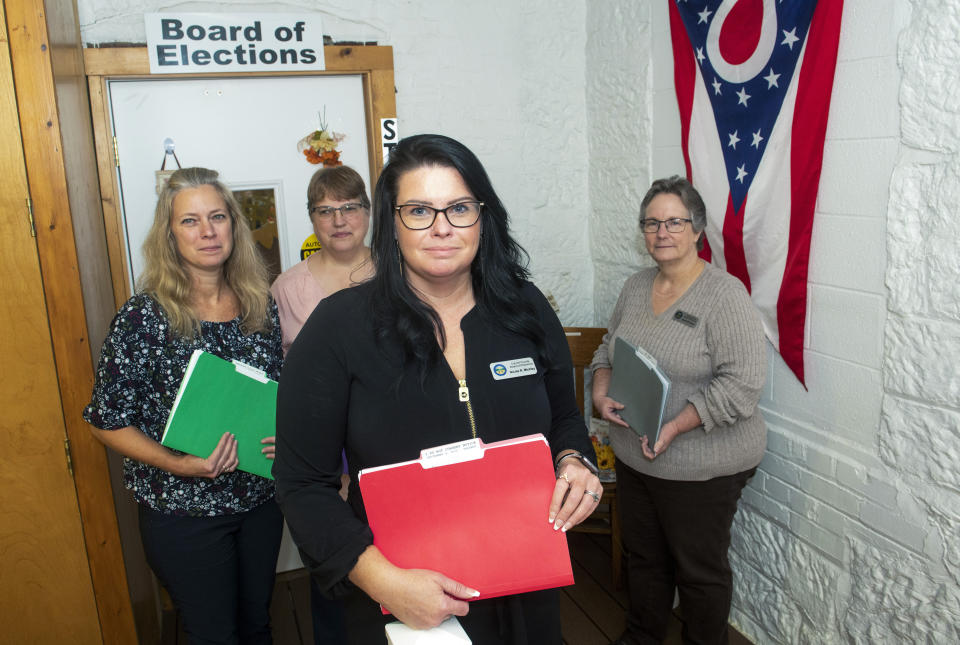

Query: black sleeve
[[273, 299, 373, 596], [529, 285, 594, 462]]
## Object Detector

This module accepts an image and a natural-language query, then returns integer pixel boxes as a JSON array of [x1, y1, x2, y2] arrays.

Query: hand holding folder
[[358, 434, 574, 603], [161, 350, 277, 479], [608, 337, 671, 448]]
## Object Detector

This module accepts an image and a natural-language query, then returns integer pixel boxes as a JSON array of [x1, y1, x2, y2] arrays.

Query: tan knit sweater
[[591, 263, 767, 481]]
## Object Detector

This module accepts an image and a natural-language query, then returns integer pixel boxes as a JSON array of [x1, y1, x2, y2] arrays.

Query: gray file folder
[[608, 337, 671, 448]]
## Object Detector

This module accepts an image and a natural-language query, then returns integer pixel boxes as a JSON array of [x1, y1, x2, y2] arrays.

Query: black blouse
[[274, 280, 592, 594]]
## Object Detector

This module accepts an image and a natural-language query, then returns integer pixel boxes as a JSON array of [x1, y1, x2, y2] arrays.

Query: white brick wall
[[78, 0, 960, 642], [632, 0, 960, 641], [78, 0, 595, 324], [586, 0, 653, 326]]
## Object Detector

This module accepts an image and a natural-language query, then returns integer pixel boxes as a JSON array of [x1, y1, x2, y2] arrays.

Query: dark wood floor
[[165, 531, 752, 644], [557, 532, 751, 645], [561, 531, 628, 643]]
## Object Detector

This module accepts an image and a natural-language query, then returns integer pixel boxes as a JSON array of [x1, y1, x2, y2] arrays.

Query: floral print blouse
[[84, 293, 283, 516]]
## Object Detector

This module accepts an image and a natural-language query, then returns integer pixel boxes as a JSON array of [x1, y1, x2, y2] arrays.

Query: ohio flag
[[669, 0, 842, 385]]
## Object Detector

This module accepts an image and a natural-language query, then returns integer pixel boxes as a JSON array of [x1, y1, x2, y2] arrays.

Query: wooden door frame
[[5, 0, 138, 642], [84, 45, 396, 306]]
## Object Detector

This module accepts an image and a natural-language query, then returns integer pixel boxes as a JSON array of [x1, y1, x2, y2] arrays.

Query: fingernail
[[548, 515, 555, 524], [470, 590, 480, 597], [561, 524, 569, 533], [553, 521, 561, 531]]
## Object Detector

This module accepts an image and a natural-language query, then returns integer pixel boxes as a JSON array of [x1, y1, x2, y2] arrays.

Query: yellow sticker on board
[[300, 234, 322, 260]]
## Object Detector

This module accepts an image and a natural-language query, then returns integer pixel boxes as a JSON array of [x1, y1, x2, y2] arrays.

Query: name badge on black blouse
[[490, 357, 537, 380], [674, 310, 699, 327]]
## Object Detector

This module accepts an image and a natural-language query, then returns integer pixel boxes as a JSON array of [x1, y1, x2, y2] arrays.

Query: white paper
[[385, 616, 471, 645]]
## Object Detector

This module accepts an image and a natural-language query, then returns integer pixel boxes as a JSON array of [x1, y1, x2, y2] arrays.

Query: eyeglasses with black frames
[[395, 201, 484, 230], [309, 203, 367, 220], [640, 217, 693, 234]]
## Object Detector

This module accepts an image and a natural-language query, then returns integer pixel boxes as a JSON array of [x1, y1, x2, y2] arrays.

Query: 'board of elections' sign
[[145, 13, 326, 74]]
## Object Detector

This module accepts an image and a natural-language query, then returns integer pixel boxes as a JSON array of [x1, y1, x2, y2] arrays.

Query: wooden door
[[0, 4, 102, 641]]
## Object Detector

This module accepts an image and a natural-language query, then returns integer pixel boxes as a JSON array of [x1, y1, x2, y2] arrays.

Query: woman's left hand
[[261, 436, 276, 460], [641, 404, 702, 460], [641, 422, 678, 459], [549, 457, 602, 532]]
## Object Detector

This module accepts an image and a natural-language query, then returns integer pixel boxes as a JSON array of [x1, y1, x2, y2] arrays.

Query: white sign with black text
[[145, 13, 326, 74], [381, 118, 399, 162]]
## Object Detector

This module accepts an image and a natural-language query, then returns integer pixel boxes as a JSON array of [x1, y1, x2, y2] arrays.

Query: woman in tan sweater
[[591, 176, 767, 645]]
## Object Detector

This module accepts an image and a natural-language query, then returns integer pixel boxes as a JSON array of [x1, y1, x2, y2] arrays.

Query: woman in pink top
[[269, 165, 374, 644], [271, 166, 375, 355]]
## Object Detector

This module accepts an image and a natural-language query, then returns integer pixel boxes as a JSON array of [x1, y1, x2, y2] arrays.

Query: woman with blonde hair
[[85, 167, 284, 644]]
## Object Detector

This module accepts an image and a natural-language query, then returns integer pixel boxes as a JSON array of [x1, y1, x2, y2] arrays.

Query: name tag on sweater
[[490, 357, 537, 380], [674, 310, 699, 327]]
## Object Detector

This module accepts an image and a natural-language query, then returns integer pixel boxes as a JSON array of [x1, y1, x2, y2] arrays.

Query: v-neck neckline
[[650, 264, 706, 321]]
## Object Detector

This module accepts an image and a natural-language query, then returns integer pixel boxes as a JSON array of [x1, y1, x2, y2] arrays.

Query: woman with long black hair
[[274, 134, 600, 644]]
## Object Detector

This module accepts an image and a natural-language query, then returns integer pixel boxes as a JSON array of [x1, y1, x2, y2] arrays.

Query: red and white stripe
[[669, 0, 843, 385]]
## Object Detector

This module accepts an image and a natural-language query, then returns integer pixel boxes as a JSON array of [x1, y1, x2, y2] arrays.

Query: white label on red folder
[[420, 438, 484, 468], [489, 357, 536, 380]]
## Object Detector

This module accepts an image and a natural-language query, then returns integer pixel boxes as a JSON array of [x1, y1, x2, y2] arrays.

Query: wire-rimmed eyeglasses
[[309, 203, 367, 220], [640, 217, 693, 234], [395, 201, 484, 230]]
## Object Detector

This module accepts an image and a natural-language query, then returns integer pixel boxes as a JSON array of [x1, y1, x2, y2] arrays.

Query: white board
[[108, 74, 371, 290]]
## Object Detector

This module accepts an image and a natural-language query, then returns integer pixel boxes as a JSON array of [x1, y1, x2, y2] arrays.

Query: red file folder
[[358, 434, 574, 601]]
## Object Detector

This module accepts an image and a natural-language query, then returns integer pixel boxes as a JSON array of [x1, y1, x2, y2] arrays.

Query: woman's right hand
[[380, 567, 476, 629], [178, 431, 239, 479], [594, 394, 630, 428], [349, 546, 477, 630], [590, 368, 629, 428]]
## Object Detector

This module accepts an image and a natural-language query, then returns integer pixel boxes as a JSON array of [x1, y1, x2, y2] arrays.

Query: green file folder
[[161, 350, 277, 479]]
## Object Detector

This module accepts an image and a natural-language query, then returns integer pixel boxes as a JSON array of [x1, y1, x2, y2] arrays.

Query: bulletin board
[[85, 45, 395, 307]]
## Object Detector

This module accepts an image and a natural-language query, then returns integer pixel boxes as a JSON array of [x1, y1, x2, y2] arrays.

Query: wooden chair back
[[562, 326, 622, 588], [563, 327, 607, 419]]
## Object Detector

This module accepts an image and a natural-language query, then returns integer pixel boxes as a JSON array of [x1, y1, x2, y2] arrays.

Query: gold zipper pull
[[457, 378, 478, 439]]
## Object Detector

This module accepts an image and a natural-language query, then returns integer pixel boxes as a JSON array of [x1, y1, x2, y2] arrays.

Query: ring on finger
[[584, 489, 601, 503], [559, 472, 571, 484]]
